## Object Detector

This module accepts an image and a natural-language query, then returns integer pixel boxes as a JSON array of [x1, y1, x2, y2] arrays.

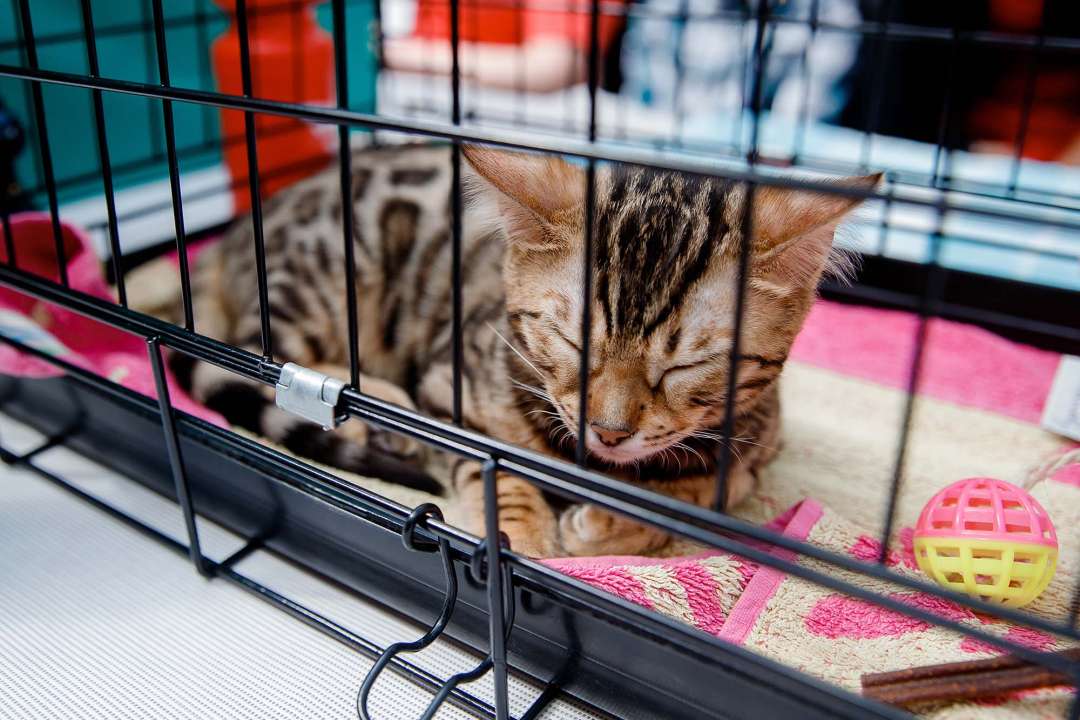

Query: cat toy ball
[[913, 478, 1057, 608]]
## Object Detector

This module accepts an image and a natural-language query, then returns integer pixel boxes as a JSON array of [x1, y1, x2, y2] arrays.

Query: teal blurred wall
[[0, 0, 376, 204]]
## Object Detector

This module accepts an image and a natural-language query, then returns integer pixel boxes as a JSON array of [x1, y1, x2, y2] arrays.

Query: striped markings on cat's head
[[465, 145, 880, 466]]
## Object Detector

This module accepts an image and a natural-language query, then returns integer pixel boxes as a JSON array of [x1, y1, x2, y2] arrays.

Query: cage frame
[[0, 0, 1078, 718]]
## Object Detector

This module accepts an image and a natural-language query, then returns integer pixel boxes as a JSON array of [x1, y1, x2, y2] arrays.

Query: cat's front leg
[[451, 460, 562, 558], [558, 466, 756, 556]]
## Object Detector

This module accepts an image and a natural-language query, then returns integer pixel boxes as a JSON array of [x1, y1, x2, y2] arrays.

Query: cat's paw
[[724, 465, 757, 509], [369, 427, 426, 464], [335, 415, 425, 464], [558, 504, 670, 556], [502, 528, 561, 559]]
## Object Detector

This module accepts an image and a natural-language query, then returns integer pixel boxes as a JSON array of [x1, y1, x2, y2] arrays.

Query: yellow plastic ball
[[913, 478, 1057, 608]]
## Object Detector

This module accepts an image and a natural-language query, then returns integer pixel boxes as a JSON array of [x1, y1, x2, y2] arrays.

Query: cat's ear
[[462, 144, 585, 222], [749, 173, 882, 283]]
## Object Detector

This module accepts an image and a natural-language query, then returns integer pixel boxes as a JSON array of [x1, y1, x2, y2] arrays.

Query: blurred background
[[1, 0, 1077, 289]]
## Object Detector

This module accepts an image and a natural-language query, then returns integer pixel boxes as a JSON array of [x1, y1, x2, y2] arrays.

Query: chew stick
[[862, 647, 1080, 688], [861, 648, 1080, 708]]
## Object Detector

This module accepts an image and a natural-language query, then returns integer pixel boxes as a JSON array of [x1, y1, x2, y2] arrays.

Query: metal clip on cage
[[275, 362, 346, 429]]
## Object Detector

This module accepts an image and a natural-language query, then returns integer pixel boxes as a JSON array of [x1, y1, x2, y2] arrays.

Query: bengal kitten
[[178, 143, 878, 557]]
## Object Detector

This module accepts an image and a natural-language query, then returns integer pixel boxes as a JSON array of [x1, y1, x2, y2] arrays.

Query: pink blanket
[[0, 213, 222, 424]]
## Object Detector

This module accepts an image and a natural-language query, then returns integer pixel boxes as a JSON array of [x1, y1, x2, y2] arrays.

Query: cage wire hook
[[416, 540, 516, 720], [357, 504, 517, 720], [356, 503, 459, 720]]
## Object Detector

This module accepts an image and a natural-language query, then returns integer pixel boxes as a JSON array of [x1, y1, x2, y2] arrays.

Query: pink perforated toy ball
[[913, 478, 1057, 608]]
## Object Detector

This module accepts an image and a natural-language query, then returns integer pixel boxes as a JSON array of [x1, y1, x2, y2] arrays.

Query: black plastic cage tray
[[0, 371, 900, 720]]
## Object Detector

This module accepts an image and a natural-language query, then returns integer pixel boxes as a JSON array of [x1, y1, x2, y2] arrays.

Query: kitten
[[177, 143, 878, 557]]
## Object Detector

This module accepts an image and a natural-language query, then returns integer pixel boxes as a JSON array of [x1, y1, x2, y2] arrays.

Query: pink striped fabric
[[792, 301, 1061, 424]]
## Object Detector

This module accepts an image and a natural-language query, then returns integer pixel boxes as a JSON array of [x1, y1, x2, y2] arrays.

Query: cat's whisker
[[524, 408, 561, 420], [488, 322, 545, 379], [688, 430, 775, 454], [730, 435, 776, 451], [511, 378, 554, 406], [672, 441, 706, 469]]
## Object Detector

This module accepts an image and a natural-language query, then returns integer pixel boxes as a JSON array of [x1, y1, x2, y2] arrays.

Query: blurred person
[[618, 0, 862, 124]]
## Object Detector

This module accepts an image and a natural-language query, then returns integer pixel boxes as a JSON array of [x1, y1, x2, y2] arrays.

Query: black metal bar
[[420, 659, 493, 720], [217, 537, 263, 569], [450, 0, 464, 426], [576, 0, 601, 465], [1007, 5, 1046, 196], [450, 141, 464, 423], [859, 0, 894, 171], [418, 544, 514, 720], [147, 336, 210, 577], [878, 20, 961, 562], [929, 22, 961, 190], [791, 0, 820, 163], [1, 212, 14, 268], [193, 0, 216, 140], [576, 159, 596, 465], [874, 172, 896, 256], [714, 0, 768, 512], [151, 0, 194, 332], [731, 3, 751, 153], [3, 65, 1079, 232], [370, 0, 385, 73], [72, 145, 1080, 265], [669, 0, 690, 148], [4, 431, 74, 464], [876, 229, 946, 563], [15, 0, 68, 288], [500, 454, 1080, 672], [357, 504, 467, 720], [482, 460, 509, 720], [79, 0, 127, 308], [139, 0, 165, 160], [333, 0, 361, 389], [236, 0, 274, 360]]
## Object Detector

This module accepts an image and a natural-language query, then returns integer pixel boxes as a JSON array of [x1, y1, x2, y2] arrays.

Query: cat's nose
[[590, 423, 633, 447]]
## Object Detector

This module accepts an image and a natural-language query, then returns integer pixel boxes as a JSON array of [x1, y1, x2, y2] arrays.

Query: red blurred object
[[211, 0, 336, 213], [412, 0, 623, 52], [970, 0, 1080, 163]]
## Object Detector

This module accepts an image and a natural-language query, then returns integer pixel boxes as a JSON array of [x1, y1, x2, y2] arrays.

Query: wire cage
[[0, 0, 1078, 718]]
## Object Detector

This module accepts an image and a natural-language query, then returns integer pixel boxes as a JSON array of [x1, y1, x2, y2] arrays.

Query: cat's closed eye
[[652, 360, 712, 390]]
